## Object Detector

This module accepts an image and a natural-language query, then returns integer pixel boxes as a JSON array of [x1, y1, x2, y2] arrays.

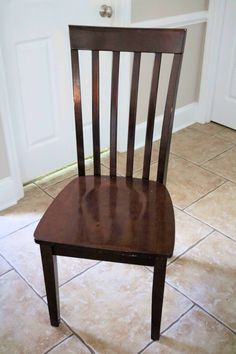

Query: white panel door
[[0, 0, 114, 182], [211, 0, 236, 130]]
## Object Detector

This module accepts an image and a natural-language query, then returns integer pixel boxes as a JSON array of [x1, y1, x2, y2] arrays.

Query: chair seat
[[34, 176, 175, 257]]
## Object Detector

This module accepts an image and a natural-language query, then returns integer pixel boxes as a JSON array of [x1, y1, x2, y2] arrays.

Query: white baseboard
[[0, 102, 196, 211], [0, 176, 23, 211], [119, 102, 197, 152]]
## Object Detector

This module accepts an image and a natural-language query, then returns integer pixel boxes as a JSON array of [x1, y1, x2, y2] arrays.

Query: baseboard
[[132, 102, 197, 151], [0, 103, 195, 211], [0, 176, 22, 211]]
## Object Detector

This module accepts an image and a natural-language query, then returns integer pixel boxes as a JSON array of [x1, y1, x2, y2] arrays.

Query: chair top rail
[[69, 26, 186, 54]]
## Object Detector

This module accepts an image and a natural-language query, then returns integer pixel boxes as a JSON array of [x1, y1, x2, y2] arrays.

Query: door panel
[[1, 0, 113, 182], [211, 0, 236, 130]]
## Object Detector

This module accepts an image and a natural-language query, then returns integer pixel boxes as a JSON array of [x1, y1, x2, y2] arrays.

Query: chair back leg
[[151, 257, 167, 340], [40, 244, 60, 326]]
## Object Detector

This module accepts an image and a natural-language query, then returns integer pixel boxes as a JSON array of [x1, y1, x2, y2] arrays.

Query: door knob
[[99, 4, 113, 18]]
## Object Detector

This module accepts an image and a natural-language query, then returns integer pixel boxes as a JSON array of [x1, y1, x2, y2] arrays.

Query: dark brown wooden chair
[[34, 26, 186, 340]]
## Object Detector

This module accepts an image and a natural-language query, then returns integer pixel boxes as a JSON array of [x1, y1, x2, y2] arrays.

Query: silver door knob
[[99, 4, 113, 18]]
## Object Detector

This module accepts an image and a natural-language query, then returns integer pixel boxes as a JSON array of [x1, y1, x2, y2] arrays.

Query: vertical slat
[[110, 51, 120, 177], [126, 52, 141, 178], [142, 53, 162, 180], [157, 54, 183, 185], [92, 50, 101, 175], [71, 50, 85, 176]]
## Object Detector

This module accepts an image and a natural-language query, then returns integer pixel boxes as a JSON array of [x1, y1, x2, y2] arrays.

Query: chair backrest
[[69, 26, 186, 185]]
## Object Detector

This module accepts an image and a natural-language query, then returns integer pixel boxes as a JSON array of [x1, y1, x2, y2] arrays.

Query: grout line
[[0, 252, 96, 353], [59, 318, 96, 354], [160, 303, 195, 336], [183, 180, 227, 211], [137, 340, 153, 354], [183, 210, 236, 244], [167, 230, 215, 267], [59, 261, 102, 289], [0, 246, 102, 298], [199, 145, 235, 166], [199, 166, 236, 185], [200, 144, 235, 165], [137, 305, 195, 354], [170, 131, 235, 167], [34, 172, 77, 189], [144, 266, 153, 273], [43, 333, 74, 354], [170, 149, 231, 176], [0, 268, 14, 278], [165, 281, 236, 336], [0, 268, 13, 278], [0, 252, 14, 269], [0, 252, 45, 298], [0, 218, 41, 241], [211, 230, 236, 244], [33, 182, 56, 200], [23, 162, 78, 187]]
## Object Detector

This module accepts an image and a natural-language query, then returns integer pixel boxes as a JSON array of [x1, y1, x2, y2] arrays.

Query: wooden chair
[[34, 26, 186, 340]]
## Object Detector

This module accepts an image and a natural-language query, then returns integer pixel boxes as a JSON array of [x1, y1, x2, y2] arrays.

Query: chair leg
[[40, 244, 60, 326], [151, 257, 167, 340]]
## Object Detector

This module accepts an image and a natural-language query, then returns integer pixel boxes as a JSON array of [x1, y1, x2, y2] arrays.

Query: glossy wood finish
[[126, 52, 141, 178], [71, 50, 85, 176], [151, 257, 167, 340], [69, 26, 186, 53], [35, 176, 175, 257], [92, 50, 101, 176], [143, 53, 162, 180], [157, 54, 184, 184], [35, 26, 186, 341], [40, 245, 60, 327], [110, 51, 120, 177]]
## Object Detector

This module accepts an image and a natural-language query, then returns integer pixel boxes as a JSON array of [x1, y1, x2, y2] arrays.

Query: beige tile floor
[[0, 122, 236, 353]]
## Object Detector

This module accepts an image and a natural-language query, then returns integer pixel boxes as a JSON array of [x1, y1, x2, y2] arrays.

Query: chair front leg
[[151, 256, 167, 340], [40, 244, 60, 326]]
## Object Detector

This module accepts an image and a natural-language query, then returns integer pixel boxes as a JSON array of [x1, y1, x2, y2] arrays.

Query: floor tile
[[186, 182, 236, 240], [190, 122, 226, 136], [203, 147, 236, 183], [35, 163, 78, 189], [44, 165, 110, 198], [167, 231, 236, 331], [0, 184, 53, 238], [171, 208, 213, 262], [142, 307, 236, 354], [135, 155, 225, 209], [170, 126, 233, 165], [215, 126, 236, 145], [101, 141, 159, 176], [48, 335, 91, 354], [44, 176, 77, 199], [0, 255, 11, 276], [0, 222, 98, 296], [0, 271, 70, 354], [60, 262, 192, 354]]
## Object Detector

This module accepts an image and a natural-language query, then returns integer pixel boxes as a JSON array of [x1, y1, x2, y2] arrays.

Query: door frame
[[197, 0, 227, 123], [0, 0, 226, 210], [0, 0, 131, 210], [0, 47, 23, 210]]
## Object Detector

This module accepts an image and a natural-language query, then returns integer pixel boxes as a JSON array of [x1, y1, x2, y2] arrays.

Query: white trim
[[0, 47, 23, 211], [118, 103, 197, 152], [112, 0, 132, 27], [197, 0, 227, 123], [0, 177, 19, 211], [111, 0, 132, 152], [131, 11, 208, 28]]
